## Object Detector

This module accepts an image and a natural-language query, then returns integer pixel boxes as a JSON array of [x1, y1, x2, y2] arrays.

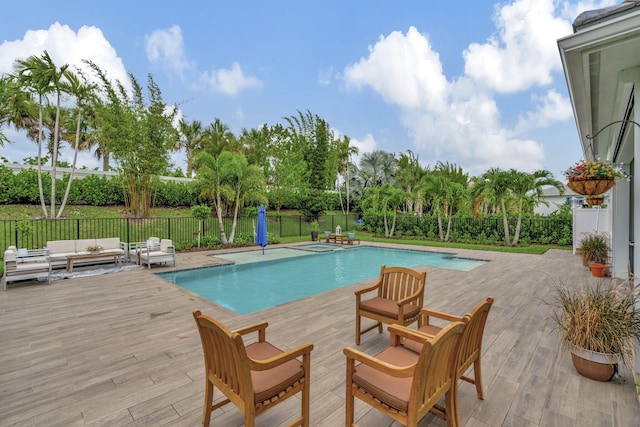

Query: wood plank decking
[[1, 243, 639, 426]]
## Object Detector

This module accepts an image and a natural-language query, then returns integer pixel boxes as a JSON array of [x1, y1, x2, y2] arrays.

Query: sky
[[0, 0, 617, 180]]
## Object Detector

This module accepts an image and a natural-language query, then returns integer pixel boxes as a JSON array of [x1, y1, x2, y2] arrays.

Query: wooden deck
[[1, 243, 638, 426]]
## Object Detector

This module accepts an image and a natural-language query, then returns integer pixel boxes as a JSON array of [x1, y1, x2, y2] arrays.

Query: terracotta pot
[[589, 263, 607, 277], [570, 346, 617, 381], [567, 177, 615, 196]]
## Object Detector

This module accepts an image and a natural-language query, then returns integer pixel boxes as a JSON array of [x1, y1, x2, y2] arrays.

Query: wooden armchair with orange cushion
[[344, 321, 467, 426], [355, 265, 426, 345], [403, 297, 494, 400], [192, 310, 314, 427]]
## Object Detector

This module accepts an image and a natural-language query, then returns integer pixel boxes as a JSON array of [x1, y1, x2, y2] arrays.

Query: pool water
[[158, 246, 486, 314]]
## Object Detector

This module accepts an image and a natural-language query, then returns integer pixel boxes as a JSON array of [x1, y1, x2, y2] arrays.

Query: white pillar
[[633, 81, 640, 375]]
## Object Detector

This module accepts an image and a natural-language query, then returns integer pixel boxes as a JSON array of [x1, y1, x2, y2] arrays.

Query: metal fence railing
[[0, 213, 570, 254], [0, 214, 362, 253]]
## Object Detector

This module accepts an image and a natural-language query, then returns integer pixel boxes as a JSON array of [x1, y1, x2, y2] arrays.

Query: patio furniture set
[[193, 264, 494, 426], [2, 236, 176, 290]]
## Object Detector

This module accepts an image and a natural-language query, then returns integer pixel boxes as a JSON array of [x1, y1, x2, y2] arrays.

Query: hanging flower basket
[[565, 159, 628, 196], [586, 195, 605, 206], [567, 178, 615, 196]]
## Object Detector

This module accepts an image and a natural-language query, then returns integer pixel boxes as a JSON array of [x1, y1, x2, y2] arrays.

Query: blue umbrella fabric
[[255, 204, 268, 254]]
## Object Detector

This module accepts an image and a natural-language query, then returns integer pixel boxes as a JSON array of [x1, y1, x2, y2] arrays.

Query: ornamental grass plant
[[579, 232, 609, 265], [548, 281, 640, 367]]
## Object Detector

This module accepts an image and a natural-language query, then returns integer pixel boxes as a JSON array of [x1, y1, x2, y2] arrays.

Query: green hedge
[[361, 211, 571, 246]]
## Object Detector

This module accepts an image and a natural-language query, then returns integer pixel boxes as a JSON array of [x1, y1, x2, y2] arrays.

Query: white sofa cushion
[[47, 240, 77, 254]]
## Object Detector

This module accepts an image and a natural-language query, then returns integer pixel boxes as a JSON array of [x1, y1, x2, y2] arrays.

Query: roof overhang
[[558, 3, 640, 163]]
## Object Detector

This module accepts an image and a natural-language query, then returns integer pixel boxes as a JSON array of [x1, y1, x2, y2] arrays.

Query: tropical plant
[[548, 281, 640, 367]]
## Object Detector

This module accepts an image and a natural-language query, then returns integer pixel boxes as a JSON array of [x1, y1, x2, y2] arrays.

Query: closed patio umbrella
[[255, 204, 268, 255]]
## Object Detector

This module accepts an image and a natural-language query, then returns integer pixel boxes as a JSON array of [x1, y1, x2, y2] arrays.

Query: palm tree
[[56, 70, 97, 218], [14, 51, 70, 217], [470, 168, 513, 246], [509, 169, 564, 245], [335, 135, 359, 216], [176, 118, 203, 177], [14, 52, 53, 216], [357, 150, 398, 188], [202, 118, 239, 157], [0, 74, 37, 146], [194, 150, 266, 244], [362, 183, 407, 237], [396, 150, 428, 215]]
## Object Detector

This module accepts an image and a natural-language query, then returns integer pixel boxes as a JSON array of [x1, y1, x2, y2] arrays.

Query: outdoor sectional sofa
[[46, 238, 127, 269]]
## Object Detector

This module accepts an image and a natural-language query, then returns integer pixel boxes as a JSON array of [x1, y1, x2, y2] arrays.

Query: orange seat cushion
[[359, 297, 420, 320], [352, 345, 418, 412], [246, 341, 304, 403], [402, 324, 442, 353]]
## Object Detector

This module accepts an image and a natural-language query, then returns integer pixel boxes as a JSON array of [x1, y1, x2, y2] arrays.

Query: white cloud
[[199, 62, 262, 96], [515, 89, 573, 132], [350, 133, 377, 164], [339, 0, 607, 175], [145, 25, 192, 75], [463, 0, 572, 93], [317, 66, 333, 86], [0, 22, 128, 86], [344, 26, 448, 111], [144, 25, 261, 96]]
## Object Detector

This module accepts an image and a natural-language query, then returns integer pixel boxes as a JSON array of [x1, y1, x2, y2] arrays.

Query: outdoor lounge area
[[0, 242, 638, 426]]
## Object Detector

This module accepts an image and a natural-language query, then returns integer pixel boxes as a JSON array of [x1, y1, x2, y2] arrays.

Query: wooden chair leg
[[355, 314, 361, 345], [445, 388, 459, 427], [203, 380, 213, 427], [474, 358, 484, 399], [302, 376, 310, 426], [345, 361, 355, 426]]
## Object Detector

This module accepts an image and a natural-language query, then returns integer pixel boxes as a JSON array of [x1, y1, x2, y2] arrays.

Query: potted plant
[[579, 232, 609, 271], [564, 159, 627, 196], [310, 220, 319, 241], [548, 281, 640, 381], [347, 230, 356, 240]]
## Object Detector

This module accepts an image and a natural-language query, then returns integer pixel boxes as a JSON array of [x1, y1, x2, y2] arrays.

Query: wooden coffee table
[[66, 253, 121, 272]]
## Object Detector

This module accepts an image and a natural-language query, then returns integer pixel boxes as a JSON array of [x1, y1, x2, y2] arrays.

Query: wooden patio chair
[[404, 297, 494, 399], [355, 265, 426, 344], [192, 310, 314, 427], [344, 321, 467, 427]]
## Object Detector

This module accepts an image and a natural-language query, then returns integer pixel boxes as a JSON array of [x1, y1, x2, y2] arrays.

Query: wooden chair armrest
[[419, 308, 462, 324], [250, 342, 314, 371], [396, 284, 425, 306], [343, 346, 415, 377], [354, 280, 381, 297], [388, 324, 430, 346], [233, 322, 269, 340]]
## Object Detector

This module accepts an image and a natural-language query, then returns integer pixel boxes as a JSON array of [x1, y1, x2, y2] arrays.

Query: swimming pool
[[158, 246, 487, 314]]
